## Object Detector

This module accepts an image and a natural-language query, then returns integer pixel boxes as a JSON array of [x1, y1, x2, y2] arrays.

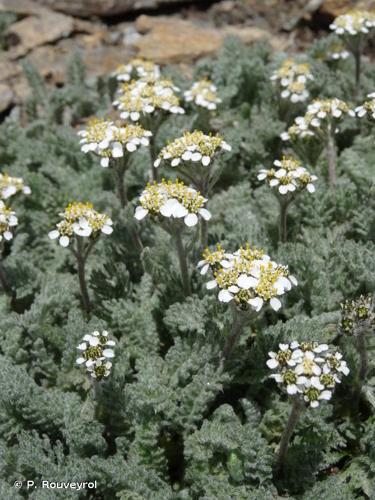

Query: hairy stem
[[173, 227, 191, 296], [223, 305, 246, 359], [113, 162, 128, 208], [93, 379, 104, 420], [149, 134, 159, 183], [353, 43, 362, 96], [275, 397, 304, 477], [357, 328, 368, 384], [326, 129, 337, 189], [76, 238, 91, 316], [200, 220, 208, 248], [278, 199, 290, 243], [0, 260, 12, 296]]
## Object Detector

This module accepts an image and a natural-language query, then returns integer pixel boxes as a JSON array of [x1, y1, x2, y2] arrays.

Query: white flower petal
[[135, 206, 148, 220], [270, 297, 282, 311], [199, 208, 211, 221], [160, 199, 178, 217], [59, 236, 70, 247], [184, 213, 198, 227], [48, 230, 59, 240], [248, 297, 263, 311], [206, 280, 217, 289], [218, 289, 233, 303], [237, 274, 258, 289], [266, 358, 279, 369], [101, 224, 113, 235]]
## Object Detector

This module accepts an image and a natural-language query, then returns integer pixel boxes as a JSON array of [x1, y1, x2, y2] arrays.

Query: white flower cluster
[[271, 59, 313, 103], [200, 243, 297, 312], [267, 341, 349, 408], [76, 330, 115, 380], [78, 118, 152, 167], [0, 173, 31, 200], [113, 58, 160, 82], [355, 92, 375, 119], [0, 200, 18, 242], [184, 79, 222, 110], [154, 130, 231, 169], [258, 157, 317, 195], [330, 10, 375, 37], [135, 179, 211, 227], [281, 98, 355, 141], [340, 294, 375, 336], [327, 41, 350, 60], [48, 202, 113, 247], [113, 79, 185, 122], [330, 49, 350, 60]]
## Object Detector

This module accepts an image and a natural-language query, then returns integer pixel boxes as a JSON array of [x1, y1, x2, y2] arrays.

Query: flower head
[[113, 58, 160, 82], [267, 341, 349, 407], [340, 294, 375, 336], [282, 98, 355, 141], [0, 173, 31, 200], [197, 244, 234, 275], [202, 243, 297, 312], [326, 40, 350, 60], [78, 118, 152, 167], [330, 10, 375, 37], [271, 58, 313, 103], [0, 200, 18, 242], [48, 202, 113, 247], [355, 92, 375, 120], [258, 157, 317, 195], [76, 330, 115, 380], [154, 130, 231, 169], [184, 79, 222, 110], [135, 179, 211, 227], [113, 78, 185, 122]]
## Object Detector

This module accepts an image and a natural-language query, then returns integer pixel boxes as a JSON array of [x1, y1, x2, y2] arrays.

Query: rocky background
[[0, 0, 373, 115]]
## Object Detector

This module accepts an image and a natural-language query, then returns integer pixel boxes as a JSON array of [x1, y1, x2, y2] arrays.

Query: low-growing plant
[[0, 25, 374, 499]]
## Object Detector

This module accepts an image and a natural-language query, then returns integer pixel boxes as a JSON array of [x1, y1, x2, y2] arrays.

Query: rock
[[5, 10, 74, 58], [25, 45, 67, 83], [133, 15, 287, 64], [80, 46, 132, 78], [22, 38, 129, 84], [0, 83, 14, 113], [0, 0, 44, 15], [27, 0, 205, 17], [9, 76, 30, 103], [73, 18, 107, 36], [58, 38, 128, 78], [0, 54, 22, 81], [319, 0, 374, 18]]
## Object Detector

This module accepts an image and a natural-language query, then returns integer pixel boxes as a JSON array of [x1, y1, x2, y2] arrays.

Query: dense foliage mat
[[0, 32, 374, 499]]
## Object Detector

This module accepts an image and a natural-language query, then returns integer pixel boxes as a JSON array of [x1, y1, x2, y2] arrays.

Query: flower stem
[[149, 134, 159, 183], [0, 260, 12, 296], [200, 220, 208, 248], [93, 380, 103, 420], [173, 227, 191, 296], [326, 128, 337, 189], [113, 161, 128, 208], [353, 42, 362, 96], [356, 327, 368, 385], [278, 198, 290, 243], [113, 159, 144, 255], [275, 397, 304, 477], [223, 305, 246, 359], [76, 238, 91, 316]]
